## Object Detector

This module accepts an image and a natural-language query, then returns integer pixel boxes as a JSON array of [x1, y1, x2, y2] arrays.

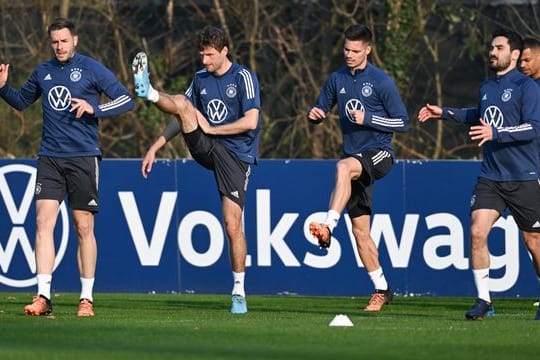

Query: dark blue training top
[[311, 62, 409, 159], [442, 68, 540, 181], [186, 63, 261, 164], [535, 77, 540, 171], [0, 52, 134, 157]]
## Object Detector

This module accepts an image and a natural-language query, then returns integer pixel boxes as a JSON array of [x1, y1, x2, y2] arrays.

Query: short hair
[[491, 29, 522, 52], [344, 24, 373, 44], [197, 26, 228, 52], [48, 18, 76, 36], [523, 37, 540, 51]]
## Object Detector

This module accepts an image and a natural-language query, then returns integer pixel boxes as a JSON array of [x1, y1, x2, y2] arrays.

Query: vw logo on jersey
[[226, 84, 237, 98], [48, 86, 72, 111], [362, 84, 373, 97], [345, 98, 365, 123], [70, 68, 82, 82], [207, 99, 229, 124], [483, 105, 504, 128], [501, 88, 512, 102], [0, 164, 69, 288]]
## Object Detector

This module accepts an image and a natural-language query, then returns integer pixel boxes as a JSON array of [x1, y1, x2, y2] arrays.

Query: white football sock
[[147, 85, 159, 103], [368, 267, 389, 291], [232, 271, 245, 298], [473, 268, 491, 302], [324, 210, 340, 233], [80, 277, 95, 302], [37, 274, 52, 300]]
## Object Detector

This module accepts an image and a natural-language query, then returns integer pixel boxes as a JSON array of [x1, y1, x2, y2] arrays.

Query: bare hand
[[348, 109, 365, 125], [418, 103, 442, 122], [308, 107, 326, 122], [141, 149, 156, 179], [196, 111, 212, 134], [469, 118, 493, 147], [70, 98, 95, 118], [0, 64, 10, 88]]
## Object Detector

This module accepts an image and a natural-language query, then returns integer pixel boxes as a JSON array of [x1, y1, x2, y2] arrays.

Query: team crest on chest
[[361, 83, 373, 97], [501, 88, 512, 102], [226, 83, 237, 98], [70, 68, 82, 82]]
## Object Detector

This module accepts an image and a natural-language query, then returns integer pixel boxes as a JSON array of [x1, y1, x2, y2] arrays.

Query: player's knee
[[173, 95, 190, 111], [353, 229, 372, 248], [223, 212, 242, 237], [523, 232, 540, 251], [75, 222, 94, 240], [225, 223, 243, 240], [35, 215, 54, 238], [73, 214, 94, 240], [470, 226, 488, 248], [335, 160, 354, 180], [36, 217, 54, 239]]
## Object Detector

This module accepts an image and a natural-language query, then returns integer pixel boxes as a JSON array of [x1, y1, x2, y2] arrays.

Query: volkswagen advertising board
[[0, 159, 536, 297]]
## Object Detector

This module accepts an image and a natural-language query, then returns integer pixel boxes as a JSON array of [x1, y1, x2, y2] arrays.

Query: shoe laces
[[232, 295, 245, 304], [79, 299, 93, 308], [368, 293, 386, 306], [310, 223, 331, 246], [320, 226, 330, 242], [31, 295, 48, 306]]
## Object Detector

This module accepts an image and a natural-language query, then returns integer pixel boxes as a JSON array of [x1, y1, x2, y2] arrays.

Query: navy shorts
[[183, 127, 251, 208], [470, 177, 540, 232], [346, 149, 393, 218], [36, 156, 100, 213]]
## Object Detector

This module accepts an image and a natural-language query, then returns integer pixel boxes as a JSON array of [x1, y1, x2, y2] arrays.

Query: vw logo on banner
[[0, 164, 70, 287]]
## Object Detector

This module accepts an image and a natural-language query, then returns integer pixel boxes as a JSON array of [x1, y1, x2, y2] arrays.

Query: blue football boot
[[132, 52, 150, 98], [465, 298, 493, 320], [231, 294, 248, 314]]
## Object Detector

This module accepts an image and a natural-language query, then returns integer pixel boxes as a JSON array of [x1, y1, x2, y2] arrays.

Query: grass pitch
[[0, 293, 539, 359]]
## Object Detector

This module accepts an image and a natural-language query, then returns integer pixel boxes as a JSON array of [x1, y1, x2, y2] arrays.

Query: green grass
[[0, 293, 539, 359]]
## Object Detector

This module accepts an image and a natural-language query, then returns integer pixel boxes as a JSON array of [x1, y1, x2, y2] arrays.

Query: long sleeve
[[0, 70, 41, 110], [93, 63, 134, 118], [493, 80, 540, 143], [442, 107, 479, 124], [312, 76, 337, 114], [363, 78, 409, 133]]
